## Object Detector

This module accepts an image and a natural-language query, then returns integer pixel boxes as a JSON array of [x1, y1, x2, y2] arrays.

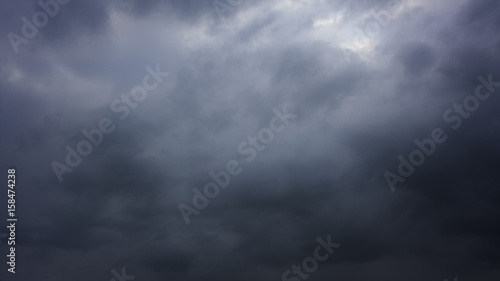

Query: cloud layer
[[1, 0, 500, 280]]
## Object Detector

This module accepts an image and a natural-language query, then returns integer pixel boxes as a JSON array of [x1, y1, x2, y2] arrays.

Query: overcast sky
[[1, 0, 500, 280]]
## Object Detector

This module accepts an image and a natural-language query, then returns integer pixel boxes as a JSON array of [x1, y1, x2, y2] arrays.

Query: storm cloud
[[1, 0, 500, 280]]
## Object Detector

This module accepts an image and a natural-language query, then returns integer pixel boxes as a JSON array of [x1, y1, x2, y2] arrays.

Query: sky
[[0, 0, 500, 280]]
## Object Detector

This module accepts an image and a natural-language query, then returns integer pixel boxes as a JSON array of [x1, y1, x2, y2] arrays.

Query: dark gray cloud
[[1, 0, 500, 280]]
